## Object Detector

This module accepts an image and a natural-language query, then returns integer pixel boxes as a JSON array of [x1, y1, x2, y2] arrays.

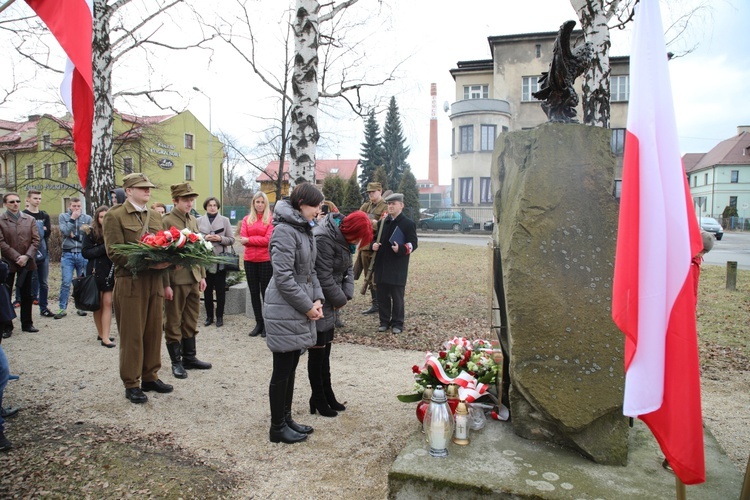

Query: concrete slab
[[388, 420, 741, 499]]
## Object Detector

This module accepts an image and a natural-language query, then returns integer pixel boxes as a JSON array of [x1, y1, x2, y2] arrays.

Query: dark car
[[700, 217, 724, 240], [418, 211, 473, 232], [483, 220, 494, 231]]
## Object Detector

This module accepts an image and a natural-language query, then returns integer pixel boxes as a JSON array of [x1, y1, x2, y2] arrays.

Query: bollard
[[726, 261, 737, 291]]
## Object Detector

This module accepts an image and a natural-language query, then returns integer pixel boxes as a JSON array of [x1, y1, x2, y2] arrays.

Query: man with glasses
[[104, 173, 173, 404], [0, 193, 41, 337]]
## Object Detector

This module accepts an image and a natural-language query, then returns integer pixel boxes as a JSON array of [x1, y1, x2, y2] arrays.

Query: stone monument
[[491, 123, 628, 465]]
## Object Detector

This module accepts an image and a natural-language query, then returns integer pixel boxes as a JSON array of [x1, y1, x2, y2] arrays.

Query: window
[[60, 161, 69, 178], [184, 133, 194, 149], [731, 170, 739, 183], [480, 177, 492, 204], [611, 129, 626, 156], [42, 134, 51, 150], [502, 125, 509, 133], [611, 75, 630, 102], [463, 85, 488, 100], [480, 125, 497, 151], [692, 175, 696, 187], [451, 128, 455, 155], [123, 157, 134, 175], [522, 76, 541, 102], [535, 44, 541, 58], [730, 196, 738, 209], [185, 164, 194, 181], [459, 125, 473, 153], [26, 164, 34, 179], [614, 180, 622, 199], [43, 164, 52, 179], [459, 177, 473, 204], [704, 173, 708, 185]]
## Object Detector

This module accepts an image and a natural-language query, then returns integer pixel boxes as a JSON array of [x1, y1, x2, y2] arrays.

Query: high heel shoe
[[309, 396, 338, 417], [100, 340, 116, 348]]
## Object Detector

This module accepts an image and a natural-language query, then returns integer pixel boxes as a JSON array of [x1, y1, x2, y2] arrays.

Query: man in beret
[[356, 182, 388, 314], [104, 173, 173, 404], [162, 183, 211, 379], [371, 193, 418, 334]]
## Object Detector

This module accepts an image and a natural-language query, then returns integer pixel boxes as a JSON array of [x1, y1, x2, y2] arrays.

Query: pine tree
[[397, 167, 421, 220], [373, 166, 389, 193], [382, 96, 411, 189], [359, 109, 385, 190], [343, 173, 364, 213], [322, 175, 346, 208]]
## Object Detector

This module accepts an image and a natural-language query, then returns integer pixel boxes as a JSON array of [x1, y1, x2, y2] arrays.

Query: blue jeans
[[0, 346, 9, 432], [59, 251, 87, 311]]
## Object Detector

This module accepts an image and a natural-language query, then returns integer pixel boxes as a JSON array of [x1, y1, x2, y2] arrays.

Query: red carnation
[[459, 359, 466, 367], [169, 226, 181, 239], [188, 233, 198, 243], [464, 350, 471, 361], [439, 351, 447, 359], [153, 234, 169, 247], [412, 365, 421, 374]]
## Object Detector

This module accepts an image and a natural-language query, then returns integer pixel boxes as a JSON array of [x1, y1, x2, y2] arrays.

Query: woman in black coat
[[82, 206, 115, 348]]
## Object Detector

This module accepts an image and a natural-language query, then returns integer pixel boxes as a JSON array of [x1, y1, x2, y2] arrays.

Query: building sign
[[150, 142, 180, 158], [25, 183, 83, 191], [158, 158, 174, 169]]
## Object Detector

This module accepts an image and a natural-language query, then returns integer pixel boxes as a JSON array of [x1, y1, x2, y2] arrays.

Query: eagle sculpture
[[532, 20, 593, 123]]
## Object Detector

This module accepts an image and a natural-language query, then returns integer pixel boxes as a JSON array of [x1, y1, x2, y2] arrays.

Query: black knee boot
[[285, 372, 313, 434], [166, 342, 187, 379], [362, 288, 378, 314], [182, 337, 212, 369], [307, 347, 337, 417], [269, 379, 307, 444], [322, 343, 345, 411]]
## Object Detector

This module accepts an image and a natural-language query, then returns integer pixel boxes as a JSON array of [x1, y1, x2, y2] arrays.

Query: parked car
[[418, 211, 473, 232], [700, 217, 724, 240], [483, 220, 494, 231]]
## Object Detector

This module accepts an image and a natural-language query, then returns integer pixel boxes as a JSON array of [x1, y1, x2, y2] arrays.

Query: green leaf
[[396, 393, 421, 403]]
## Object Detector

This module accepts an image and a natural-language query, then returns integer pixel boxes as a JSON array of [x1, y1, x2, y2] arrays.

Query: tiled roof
[[684, 131, 750, 172]]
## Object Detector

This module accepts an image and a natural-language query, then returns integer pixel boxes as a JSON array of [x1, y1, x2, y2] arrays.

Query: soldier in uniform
[[162, 183, 211, 379], [356, 182, 388, 314], [104, 173, 173, 404]]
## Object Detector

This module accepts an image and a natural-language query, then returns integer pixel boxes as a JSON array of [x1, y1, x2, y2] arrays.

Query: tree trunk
[[88, 0, 116, 211], [571, 0, 618, 128], [290, 0, 320, 185]]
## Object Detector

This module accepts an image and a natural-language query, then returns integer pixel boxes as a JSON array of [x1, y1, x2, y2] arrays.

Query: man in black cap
[[104, 173, 173, 404], [162, 183, 211, 379], [357, 181, 388, 314], [371, 193, 418, 334]]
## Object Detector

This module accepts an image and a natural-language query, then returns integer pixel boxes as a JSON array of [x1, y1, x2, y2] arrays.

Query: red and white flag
[[612, 0, 705, 485], [25, 0, 94, 189]]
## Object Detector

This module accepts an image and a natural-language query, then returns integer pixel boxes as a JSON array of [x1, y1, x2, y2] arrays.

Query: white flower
[[181, 228, 192, 236], [204, 240, 213, 251]]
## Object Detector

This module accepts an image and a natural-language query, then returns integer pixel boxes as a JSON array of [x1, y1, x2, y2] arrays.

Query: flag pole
[[0, 0, 18, 15], [675, 476, 686, 500]]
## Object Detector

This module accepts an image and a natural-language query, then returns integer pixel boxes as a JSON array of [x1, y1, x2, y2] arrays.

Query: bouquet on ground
[[398, 337, 501, 403], [111, 226, 231, 274]]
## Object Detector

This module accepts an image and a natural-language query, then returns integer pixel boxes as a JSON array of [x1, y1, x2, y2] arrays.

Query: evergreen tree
[[397, 167, 420, 220], [343, 173, 364, 213], [322, 175, 346, 208], [382, 96, 411, 189], [358, 109, 385, 189], [373, 166, 389, 193]]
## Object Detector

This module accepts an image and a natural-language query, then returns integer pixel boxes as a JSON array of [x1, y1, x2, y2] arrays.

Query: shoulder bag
[[219, 245, 240, 272], [73, 274, 100, 311]]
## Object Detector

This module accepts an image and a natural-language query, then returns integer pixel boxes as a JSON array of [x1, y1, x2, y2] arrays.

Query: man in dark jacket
[[371, 193, 418, 334], [0, 192, 40, 337]]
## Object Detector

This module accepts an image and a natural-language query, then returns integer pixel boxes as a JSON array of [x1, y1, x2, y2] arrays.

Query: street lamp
[[193, 86, 213, 197]]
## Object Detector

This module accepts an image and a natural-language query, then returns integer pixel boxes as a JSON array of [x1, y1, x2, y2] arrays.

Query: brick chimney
[[428, 83, 439, 186]]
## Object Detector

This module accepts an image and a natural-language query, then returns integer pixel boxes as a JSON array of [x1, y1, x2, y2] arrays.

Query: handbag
[[72, 274, 100, 312], [219, 246, 240, 272]]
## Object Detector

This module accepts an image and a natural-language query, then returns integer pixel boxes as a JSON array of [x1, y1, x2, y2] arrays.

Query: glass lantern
[[423, 385, 454, 457]]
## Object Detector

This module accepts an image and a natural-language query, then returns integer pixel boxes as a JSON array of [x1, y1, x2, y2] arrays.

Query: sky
[[1, 0, 748, 187]]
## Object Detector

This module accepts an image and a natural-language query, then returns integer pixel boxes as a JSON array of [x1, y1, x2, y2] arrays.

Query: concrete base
[[225, 282, 247, 315], [388, 420, 741, 499]]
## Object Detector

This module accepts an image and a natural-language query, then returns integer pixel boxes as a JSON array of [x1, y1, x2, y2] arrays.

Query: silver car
[[700, 217, 724, 240]]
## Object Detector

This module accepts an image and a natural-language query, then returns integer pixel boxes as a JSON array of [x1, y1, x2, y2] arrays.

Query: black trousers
[[376, 283, 405, 329], [245, 261, 272, 323], [4, 269, 33, 330], [271, 350, 301, 383], [204, 270, 226, 318]]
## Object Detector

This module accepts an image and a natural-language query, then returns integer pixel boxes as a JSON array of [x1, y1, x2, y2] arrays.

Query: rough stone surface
[[491, 123, 627, 465]]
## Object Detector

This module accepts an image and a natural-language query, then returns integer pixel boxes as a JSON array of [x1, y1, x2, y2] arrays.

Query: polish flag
[[612, 0, 705, 485], [25, 0, 94, 189]]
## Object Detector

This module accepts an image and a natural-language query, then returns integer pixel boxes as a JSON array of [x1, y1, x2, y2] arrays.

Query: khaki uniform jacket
[[162, 208, 205, 285], [103, 201, 165, 277], [0, 210, 40, 272], [359, 198, 389, 233]]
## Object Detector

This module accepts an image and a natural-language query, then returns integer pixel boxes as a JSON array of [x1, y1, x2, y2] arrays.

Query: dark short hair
[[289, 183, 324, 211], [3, 192, 20, 203], [203, 196, 221, 210]]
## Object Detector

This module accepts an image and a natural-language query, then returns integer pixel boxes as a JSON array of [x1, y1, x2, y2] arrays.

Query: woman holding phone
[[198, 197, 235, 327]]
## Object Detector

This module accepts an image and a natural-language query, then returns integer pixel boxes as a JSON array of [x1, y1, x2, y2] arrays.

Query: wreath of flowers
[[111, 226, 229, 274]]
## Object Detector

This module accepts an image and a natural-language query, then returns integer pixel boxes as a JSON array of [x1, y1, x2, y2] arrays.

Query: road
[[417, 230, 750, 269]]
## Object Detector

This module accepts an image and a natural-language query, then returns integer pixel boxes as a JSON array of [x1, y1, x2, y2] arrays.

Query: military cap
[[170, 182, 199, 199], [366, 182, 382, 192], [122, 172, 155, 189]]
